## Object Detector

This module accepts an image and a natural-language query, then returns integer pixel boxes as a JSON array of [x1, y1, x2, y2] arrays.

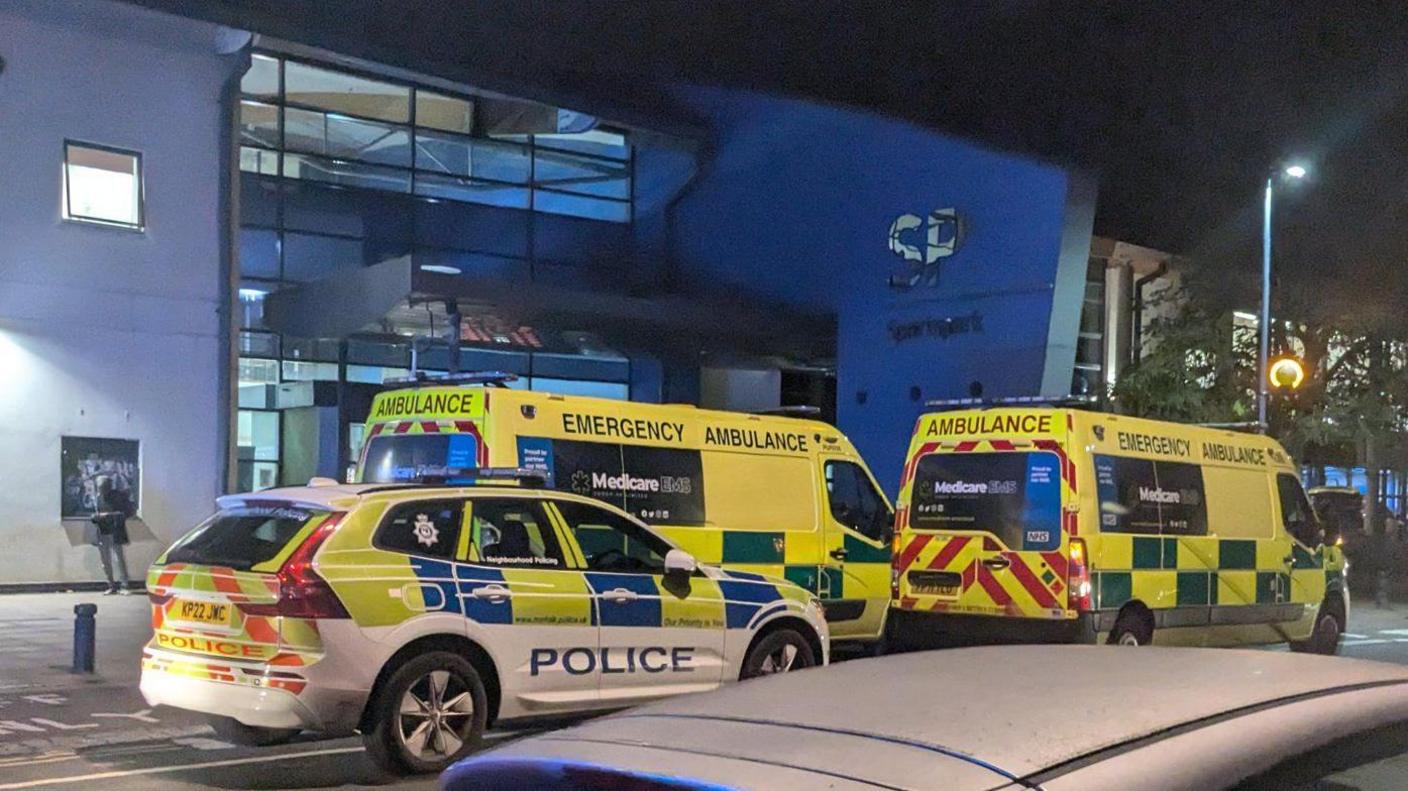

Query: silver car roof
[[483, 646, 1408, 785]]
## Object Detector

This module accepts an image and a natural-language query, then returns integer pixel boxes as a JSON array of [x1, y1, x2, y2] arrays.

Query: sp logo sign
[[888, 208, 964, 290]]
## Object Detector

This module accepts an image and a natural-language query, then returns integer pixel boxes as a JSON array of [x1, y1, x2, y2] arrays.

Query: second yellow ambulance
[[889, 404, 1348, 652]]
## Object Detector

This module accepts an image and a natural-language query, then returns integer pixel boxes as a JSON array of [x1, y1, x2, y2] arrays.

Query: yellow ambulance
[[354, 375, 894, 644], [889, 403, 1348, 652]]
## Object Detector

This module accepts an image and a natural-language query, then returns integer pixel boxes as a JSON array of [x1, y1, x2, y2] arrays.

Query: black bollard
[[72, 603, 97, 673]]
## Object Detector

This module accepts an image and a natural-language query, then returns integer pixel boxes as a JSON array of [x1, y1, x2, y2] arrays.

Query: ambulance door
[[1277, 474, 1329, 640], [909, 450, 1067, 621], [458, 497, 600, 712], [552, 499, 725, 703], [820, 459, 894, 641]]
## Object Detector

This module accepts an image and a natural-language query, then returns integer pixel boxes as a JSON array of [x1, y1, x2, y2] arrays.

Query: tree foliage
[[1113, 275, 1408, 469]]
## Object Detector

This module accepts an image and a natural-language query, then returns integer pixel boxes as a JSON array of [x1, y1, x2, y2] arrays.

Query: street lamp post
[[1257, 164, 1308, 432]]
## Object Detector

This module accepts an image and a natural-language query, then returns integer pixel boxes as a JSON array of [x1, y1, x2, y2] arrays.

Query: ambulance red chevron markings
[[893, 534, 932, 573], [925, 536, 972, 570], [1002, 552, 1060, 609]]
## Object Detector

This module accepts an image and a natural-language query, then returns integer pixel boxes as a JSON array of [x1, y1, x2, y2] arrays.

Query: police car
[[138, 470, 828, 774]]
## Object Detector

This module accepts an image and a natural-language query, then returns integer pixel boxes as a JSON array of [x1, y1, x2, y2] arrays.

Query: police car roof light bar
[[923, 394, 1100, 411], [406, 466, 547, 487], [384, 371, 520, 388]]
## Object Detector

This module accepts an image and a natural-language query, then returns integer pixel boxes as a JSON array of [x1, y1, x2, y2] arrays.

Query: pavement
[[3, 593, 1408, 789], [0, 593, 454, 790]]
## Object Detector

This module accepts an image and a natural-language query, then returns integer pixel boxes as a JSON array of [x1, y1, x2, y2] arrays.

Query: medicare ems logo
[[888, 207, 964, 290], [1138, 486, 1202, 505], [934, 480, 987, 494], [572, 469, 693, 495]]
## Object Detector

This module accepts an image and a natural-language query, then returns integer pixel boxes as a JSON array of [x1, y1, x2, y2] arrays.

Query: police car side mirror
[[664, 549, 697, 578]]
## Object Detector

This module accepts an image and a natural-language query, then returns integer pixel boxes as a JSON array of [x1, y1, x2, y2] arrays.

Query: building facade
[[0, 0, 1101, 584]]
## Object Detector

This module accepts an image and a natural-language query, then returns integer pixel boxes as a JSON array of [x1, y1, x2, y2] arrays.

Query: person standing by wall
[[90, 477, 134, 594]]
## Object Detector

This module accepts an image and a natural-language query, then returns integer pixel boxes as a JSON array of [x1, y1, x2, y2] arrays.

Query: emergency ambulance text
[[562, 414, 685, 443]]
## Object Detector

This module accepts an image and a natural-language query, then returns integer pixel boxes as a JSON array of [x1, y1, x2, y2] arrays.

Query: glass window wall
[[238, 53, 630, 223]]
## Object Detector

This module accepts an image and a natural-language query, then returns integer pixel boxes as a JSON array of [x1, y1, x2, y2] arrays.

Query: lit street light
[[1268, 356, 1307, 391], [1257, 162, 1309, 431]]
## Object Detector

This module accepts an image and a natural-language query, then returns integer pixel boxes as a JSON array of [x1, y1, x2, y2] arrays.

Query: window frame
[[1276, 473, 1322, 547], [824, 459, 892, 543], [372, 497, 467, 561], [464, 496, 569, 570], [238, 50, 634, 223], [62, 139, 145, 231], [552, 498, 677, 576]]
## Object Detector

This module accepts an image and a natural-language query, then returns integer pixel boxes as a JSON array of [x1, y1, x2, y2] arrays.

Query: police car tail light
[[240, 512, 350, 620], [1068, 538, 1093, 612]]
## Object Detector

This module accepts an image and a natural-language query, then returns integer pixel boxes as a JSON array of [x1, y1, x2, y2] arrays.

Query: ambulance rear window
[[164, 506, 324, 570], [362, 434, 480, 482], [910, 452, 1062, 551]]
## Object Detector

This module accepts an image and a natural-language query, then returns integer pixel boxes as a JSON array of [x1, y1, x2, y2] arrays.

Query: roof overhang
[[262, 254, 835, 360]]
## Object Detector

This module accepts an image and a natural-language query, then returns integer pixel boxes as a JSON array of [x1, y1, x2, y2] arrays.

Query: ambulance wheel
[[741, 628, 817, 679], [1291, 602, 1344, 656], [1108, 611, 1153, 646], [363, 651, 488, 775], [206, 715, 298, 747]]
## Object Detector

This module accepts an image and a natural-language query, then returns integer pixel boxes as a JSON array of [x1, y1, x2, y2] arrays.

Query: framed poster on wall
[[60, 436, 140, 519]]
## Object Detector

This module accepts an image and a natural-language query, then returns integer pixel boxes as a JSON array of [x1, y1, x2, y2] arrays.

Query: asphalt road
[[3, 598, 1408, 790]]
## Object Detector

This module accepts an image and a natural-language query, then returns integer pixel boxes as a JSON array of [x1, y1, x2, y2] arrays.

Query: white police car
[[139, 471, 828, 774]]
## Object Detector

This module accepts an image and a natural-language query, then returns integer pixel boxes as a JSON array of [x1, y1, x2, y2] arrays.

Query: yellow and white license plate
[[172, 599, 231, 626], [914, 584, 960, 597]]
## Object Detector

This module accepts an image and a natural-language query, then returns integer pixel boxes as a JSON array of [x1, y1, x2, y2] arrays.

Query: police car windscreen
[[361, 434, 480, 482], [165, 506, 323, 571], [911, 452, 1062, 551]]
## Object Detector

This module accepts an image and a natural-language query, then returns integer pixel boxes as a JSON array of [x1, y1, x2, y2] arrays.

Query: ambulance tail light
[[1068, 538, 1093, 612], [240, 512, 350, 620], [891, 528, 904, 599]]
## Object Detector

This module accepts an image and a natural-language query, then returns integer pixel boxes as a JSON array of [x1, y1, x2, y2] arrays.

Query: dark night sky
[[137, 0, 1408, 316]]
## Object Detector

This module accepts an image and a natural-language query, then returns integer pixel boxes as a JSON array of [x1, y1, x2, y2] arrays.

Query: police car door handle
[[470, 585, 511, 601], [829, 548, 848, 561], [982, 557, 1011, 571], [604, 588, 639, 603]]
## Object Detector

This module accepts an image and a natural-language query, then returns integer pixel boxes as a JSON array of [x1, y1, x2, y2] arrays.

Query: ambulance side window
[[825, 461, 889, 542], [469, 499, 565, 570], [1277, 474, 1321, 546], [556, 500, 669, 575], [374, 499, 463, 560]]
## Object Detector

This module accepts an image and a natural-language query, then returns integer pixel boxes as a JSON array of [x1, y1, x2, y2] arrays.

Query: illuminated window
[[63, 142, 143, 229]]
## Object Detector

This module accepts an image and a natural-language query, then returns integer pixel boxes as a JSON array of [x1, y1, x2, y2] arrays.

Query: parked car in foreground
[[443, 645, 1408, 790]]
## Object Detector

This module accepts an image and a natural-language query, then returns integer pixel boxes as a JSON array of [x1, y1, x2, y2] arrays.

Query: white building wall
[[0, 1, 240, 583]]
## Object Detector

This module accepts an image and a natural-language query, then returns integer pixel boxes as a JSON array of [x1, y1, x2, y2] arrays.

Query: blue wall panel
[[662, 89, 1093, 491]]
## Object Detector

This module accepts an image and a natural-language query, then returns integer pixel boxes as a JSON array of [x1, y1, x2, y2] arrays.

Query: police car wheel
[[205, 715, 298, 747], [741, 629, 816, 680], [363, 651, 487, 775]]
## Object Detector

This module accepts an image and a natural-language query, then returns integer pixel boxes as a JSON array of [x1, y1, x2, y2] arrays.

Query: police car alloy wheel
[[741, 629, 816, 679], [363, 651, 488, 774]]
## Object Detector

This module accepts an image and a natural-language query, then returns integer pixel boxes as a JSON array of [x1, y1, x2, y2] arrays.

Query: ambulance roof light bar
[[399, 466, 547, 487], [383, 371, 519, 388], [923, 394, 1100, 412], [751, 405, 822, 418]]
